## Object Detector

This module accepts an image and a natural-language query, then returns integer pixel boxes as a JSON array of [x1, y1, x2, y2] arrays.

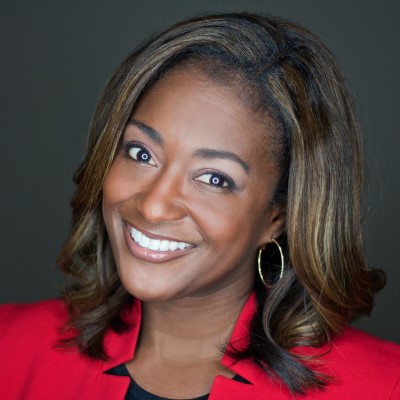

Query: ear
[[257, 203, 286, 247]]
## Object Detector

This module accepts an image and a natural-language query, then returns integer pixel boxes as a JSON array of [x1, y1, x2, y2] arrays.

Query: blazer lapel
[[95, 299, 143, 399], [94, 292, 291, 399], [210, 292, 292, 399]]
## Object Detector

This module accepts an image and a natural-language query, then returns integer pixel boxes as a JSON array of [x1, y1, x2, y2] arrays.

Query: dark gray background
[[1, 0, 399, 342]]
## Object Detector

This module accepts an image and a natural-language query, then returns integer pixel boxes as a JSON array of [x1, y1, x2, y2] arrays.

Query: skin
[[102, 68, 286, 398]]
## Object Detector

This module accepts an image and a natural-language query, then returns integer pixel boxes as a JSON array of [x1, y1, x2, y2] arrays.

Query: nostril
[[136, 184, 188, 224]]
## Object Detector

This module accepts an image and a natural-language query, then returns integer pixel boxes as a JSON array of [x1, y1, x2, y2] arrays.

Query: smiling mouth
[[130, 226, 192, 252]]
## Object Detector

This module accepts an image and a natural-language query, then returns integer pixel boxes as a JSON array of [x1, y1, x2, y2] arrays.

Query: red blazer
[[1, 293, 399, 399]]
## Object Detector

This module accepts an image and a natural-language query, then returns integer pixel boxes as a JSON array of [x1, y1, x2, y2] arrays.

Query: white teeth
[[139, 235, 150, 248], [177, 242, 187, 250], [148, 239, 160, 251], [169, 241, 179, 251], [133, 230, 142, 243], [160, 240, 170, 251], [130, 227, 191, 252]]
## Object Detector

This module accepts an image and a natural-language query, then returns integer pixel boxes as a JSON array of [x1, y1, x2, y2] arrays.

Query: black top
[[107, 364, 249, 400]]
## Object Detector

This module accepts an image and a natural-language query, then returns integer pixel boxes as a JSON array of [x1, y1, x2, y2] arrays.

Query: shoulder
[[0, 299, 133, 399], [329, 326, 400, 366], [303, 327, 400, 399], [0, 298, 69, 354], [0, 297, 67, 319], [0, 298, 68, 329], [220, 326, 400, 399]]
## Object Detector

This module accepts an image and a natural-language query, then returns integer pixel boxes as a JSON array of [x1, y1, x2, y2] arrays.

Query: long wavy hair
[[58, 13, 385, 394]]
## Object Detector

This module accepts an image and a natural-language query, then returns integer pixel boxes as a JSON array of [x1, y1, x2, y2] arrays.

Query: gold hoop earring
[[257, 238, 284, 288]]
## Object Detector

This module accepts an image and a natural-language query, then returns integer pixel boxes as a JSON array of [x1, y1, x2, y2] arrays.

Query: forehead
[[132, 68, 278, 158]]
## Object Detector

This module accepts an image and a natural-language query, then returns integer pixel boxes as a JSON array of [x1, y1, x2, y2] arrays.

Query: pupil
[[211, 175, 222, 186], [138, 150, 149, 162]]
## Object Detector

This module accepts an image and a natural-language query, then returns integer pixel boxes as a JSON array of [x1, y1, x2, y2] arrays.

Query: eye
[[126, 144, 156, 166], [195, 173, 235, 190]]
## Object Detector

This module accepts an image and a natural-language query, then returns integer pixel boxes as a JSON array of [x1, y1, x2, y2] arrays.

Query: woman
[[0, 12, 399, 399]]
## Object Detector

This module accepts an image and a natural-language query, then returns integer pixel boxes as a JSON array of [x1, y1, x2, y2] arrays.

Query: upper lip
[[124, 221, 195, 245]]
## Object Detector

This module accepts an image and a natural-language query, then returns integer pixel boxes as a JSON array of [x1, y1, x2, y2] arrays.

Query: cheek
[[102, 172, 117, 224], [102, 163, 131, 234], [188, 191, 268, 248], [103, 162, 132, 203]]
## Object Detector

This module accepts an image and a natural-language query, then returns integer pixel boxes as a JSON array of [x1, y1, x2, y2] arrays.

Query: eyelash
[[195, 172, 236, 191], [123, 142, 236, 192], [124, 142, 157, 166]]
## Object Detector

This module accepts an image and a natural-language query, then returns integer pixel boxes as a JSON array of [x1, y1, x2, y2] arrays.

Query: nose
[[135, 169, 188, 224]]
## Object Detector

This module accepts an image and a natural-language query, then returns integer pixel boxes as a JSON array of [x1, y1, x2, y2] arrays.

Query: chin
[[117, 269, 186, 302]]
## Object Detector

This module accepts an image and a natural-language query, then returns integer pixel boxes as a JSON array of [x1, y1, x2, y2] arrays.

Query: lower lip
[[123, 225, 195, 263]]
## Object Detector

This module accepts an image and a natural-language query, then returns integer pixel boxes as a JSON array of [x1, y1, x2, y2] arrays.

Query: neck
[[139, 285, 252, 361]]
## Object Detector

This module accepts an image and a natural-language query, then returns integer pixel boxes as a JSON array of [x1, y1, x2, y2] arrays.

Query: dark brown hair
[[58, 13, 385, 394]]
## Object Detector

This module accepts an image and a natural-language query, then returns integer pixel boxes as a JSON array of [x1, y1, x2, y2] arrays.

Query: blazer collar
[[211, 292, 289, 398], [100, 298, 143, 372], [99, 292, 286, 398]]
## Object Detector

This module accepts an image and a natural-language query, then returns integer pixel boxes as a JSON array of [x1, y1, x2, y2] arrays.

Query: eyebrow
[[194, 148, 250, 174], [128, 119, 249, 174], [128, 119, 164, 145]]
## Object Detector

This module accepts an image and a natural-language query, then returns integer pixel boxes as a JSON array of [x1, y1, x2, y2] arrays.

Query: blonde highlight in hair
[[58, 13, 385, 394]]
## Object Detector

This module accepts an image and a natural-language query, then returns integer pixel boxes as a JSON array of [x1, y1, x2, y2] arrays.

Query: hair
[[58, 13, 386, 395]]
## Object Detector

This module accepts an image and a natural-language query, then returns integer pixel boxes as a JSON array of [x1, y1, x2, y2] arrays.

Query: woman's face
[[102, 68, 286, 302]]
